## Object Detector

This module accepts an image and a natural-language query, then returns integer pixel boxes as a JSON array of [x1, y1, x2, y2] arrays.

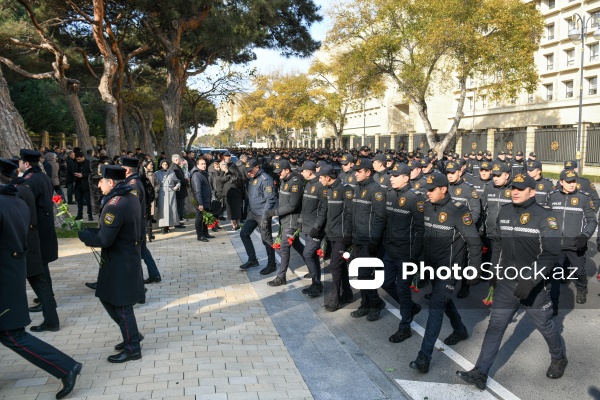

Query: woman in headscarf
[[155, 160, 180, 234], [141, 159, 160, 221]]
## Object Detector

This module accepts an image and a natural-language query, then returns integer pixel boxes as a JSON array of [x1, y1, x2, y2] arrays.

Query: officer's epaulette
[[108, 196, 121, 206], [462, 181, 474, 187], [453, 201, 463, 208], [543, 177, 552, 182], [542, 205, 551, 211], [409, 188, 420, 194], [548, 189, 559, 195], [580, 190, 591, 197], [129, 178, 137, 184]]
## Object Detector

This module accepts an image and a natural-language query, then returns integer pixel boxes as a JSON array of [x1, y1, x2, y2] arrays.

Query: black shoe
[[107, 351, 142, 363], [31, 322, 60, 332], [28, 304, 43, 313], [576, 288, 587, 304], [308, 283, 323, 298], [303, 273, 312, 279], [350, 306, 369, 318], [409, 352, 430, 373], [212, 226, 219, 232], [267, 276, 287, 286], [389, 328, 412, 343], [456, 367, 488, 390], [240, 259, 259, 270], [302, 283, 316, 294], [260, 265, 277, 275], [75, 214, 83, 220], [456, 285, 470, 299], [197, 236, 208, 242], [324, 302, 340, 312], [546, 357, 568, 379], [205, 234, 215, 239], [88, 216, 93, 221], [367, 302, 386, 321], [85, 282, 97, 290], [552, 303, 559, 317], [33, 298, 40, 304], [115, 334, 145, 351], [144, 276, 161, 284], [175, 224, 185, 229], [424, 293, 432, 300], [339, 293, 354, 305], [444, 327, 469, 346], [161, 228, 170, 234], [56, 362, 82, 399]]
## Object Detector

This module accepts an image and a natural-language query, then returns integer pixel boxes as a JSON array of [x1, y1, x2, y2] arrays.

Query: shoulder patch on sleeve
[[104, 213, 115, 225], [265, 186, 273, 194], [291, 185, 299, 193], [345, 191, 354, 199], [591, 200, 596, 210], [471, 190, 479, 199], [547, 217, 558, 230], [374, 192, 384, 201], [416, 201, 425, 213], [131, 189, 138, 198], [462, 212, 473, 226], [322, 189, 328, 197]]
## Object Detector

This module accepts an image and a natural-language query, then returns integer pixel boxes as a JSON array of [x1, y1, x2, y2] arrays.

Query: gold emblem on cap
[[566, 170, 576, 177], [426, 175, 434, 184], [356, 159, 362, 166], [513, 174, 525, 183], [447, 162, 454, 169], [565, 161, 572, 167], [492, 164, 500, 171]]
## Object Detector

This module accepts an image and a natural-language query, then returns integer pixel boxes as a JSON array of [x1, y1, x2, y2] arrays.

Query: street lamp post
[[568, 14, 600, 174]]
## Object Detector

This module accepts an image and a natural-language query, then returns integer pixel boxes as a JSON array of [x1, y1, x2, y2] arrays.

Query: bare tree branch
[[0, 57, 54, 79]]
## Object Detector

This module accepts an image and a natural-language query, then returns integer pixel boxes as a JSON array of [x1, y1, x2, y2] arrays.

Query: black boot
[[409, 352, 430, 373], [456, 367, 488, 390]]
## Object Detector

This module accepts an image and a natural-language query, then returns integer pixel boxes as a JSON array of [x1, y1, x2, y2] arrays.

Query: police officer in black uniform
[[338, 153, 356, 189], [0, 182, 82, 399], [239, 159, 278, 273], [457, 173, 567, 389], [470, 161, 493, 196], [298, 161, 327, 296], [18, 149, 59, 314], [381, 163, 425, 343], [373, 153, 391, 189], [0, 159, 60, 332], [547, 169, 597, 310], [409, 174, 481, 374], [511, 151, 525, 175], [408, 160, 424, 190], [556, 160, 600, 212], [481, 162, 512, 263], [318, 164, 355, 311], [264, 160, 305, 286], [348, 158, 387, 321], [78, 165, 145, 363], [526, 160, 553, 206]]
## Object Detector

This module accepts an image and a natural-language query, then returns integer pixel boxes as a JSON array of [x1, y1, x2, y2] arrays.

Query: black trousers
[[354, 243, 384, 308], [27, 273, 59, 326], [66, 182, 75, 203], [550, 249, 587, 305], [75, 186, 91, 217], [240, 212, 275, 266], [327, 240, 352, 305], [195, 209, 209, 238], [302, 233, 322, 284], [0, 328, 77, 379], [42, 262, 55, 296], [277, 225, 305, 279], [100, 300, 141, 354], [382, 253, 417, 330], [176, 196, 185, 220]]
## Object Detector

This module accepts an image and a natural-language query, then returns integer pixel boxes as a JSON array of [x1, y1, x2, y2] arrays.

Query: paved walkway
[[0, 223, 312, 400]]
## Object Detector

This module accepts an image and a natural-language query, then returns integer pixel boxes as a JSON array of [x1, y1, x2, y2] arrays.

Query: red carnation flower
[[52, 195, 63, 205]]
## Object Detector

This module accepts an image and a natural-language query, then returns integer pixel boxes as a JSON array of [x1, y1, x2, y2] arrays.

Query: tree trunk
[[0, 66, 33, 156], [161, 65, 185, 158], [122, 108, 137, 151], [56, 77, 92, 151], [186, 110, 199, 152]]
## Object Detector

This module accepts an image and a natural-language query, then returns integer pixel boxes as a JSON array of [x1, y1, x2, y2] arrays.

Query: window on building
[[589, 43, 599, 62], [565, 80, 574, 98], [545, 53, 554, 70], [548, 0, 555, 9], [589, 77, 598, 95], [481, 95, 488, 108], [528, 92, 534, 103], [592, 11, 600, 28], [566, 48, 575, 66], [546, 24, 555, 41], [544, 83, 553, 101], [467, 96, 473, 110]]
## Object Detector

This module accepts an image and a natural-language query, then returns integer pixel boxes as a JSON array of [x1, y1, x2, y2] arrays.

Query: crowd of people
[[1, 142, 599, 398]]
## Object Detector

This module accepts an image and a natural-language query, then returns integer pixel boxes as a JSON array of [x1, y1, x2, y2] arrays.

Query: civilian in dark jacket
[[74, 152, 92, 220], [170, 155, 188, 222], [191, 158, 212, 241], [218, 162, 245, 230], [66, 151, 76, 204]]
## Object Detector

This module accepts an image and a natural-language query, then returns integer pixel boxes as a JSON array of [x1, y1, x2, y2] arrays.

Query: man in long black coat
[[0, 159, 60, 332], [78, 165, 145, 363], [18, 149, 59, 312], [0, 183, 81, 399]]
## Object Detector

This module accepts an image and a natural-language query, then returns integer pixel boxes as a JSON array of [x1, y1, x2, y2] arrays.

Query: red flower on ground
[[52, 195, 63, 205]]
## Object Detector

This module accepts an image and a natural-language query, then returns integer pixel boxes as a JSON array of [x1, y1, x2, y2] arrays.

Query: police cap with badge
[[560, 169, 578, 182], [352, 158, 373, 170], [424, 173, 449, 189], [273, 159, 291, 174], [389, 162, 411, 177], [491, 162, 510, 175], [526, 160, 542, 171], [510, 174, 536, 189], [445, 162, 460, 173], [563, 160, 577, 170], [340, 154, 353, 165], [100, 164, 127, 180], [315, 164, 336, 178]]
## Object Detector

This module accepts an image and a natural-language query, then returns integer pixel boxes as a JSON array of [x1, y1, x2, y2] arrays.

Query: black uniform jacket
[[384, 184, 425, 259], [351, 177, 386, 245], [275, 172, 303, 229], [323, 178, 354, 241], [12, 178, 43, 277]]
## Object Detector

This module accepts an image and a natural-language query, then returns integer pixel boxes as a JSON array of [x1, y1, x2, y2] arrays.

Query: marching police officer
[[318, 164, 355, 311], [0, 159, 60, 333], [349, 158, 387, 321], [264, 160, 305, 286], [78, 165, 145, 363], [239, 159, 278, 273], [298, 161, 327, 296], [547, 169, 597, 310], [481, 162, 512, 262], [557, 160, 600, 212], [381, 163, 424, 343], [0, 182, 82, 399], [457, 173, 567, 389], [409, 173, 481, 373], [409, 160, 424, 191], [338, 153, 357, 189], [470, 161, 493, 196], [511, 151, 525, 175], [373, 153, 391, 189], [18, 149, 59, 314], [526, 160, 553, 206]]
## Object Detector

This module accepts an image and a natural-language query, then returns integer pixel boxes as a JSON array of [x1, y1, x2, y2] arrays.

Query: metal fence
[[586, 125, 600, 165], [460, 131, 487, 155], [380, 135, 391, 150], [534, 127, 577, 163], [397, 134, 409, 150], [364, 135, 375, 150], [494, 129, 526, 156]]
